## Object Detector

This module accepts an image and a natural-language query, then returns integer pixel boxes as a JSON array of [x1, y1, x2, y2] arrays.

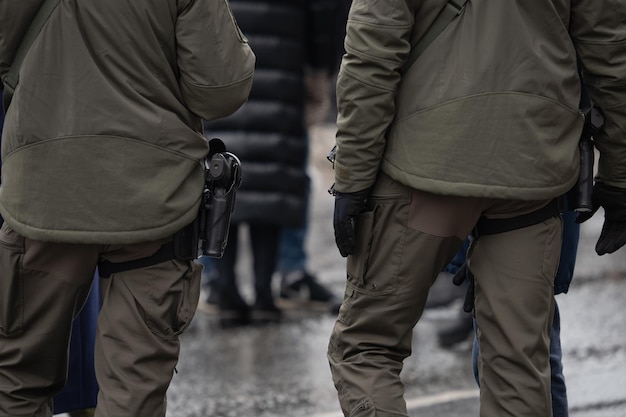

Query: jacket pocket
[[0, 223, 25, 336]]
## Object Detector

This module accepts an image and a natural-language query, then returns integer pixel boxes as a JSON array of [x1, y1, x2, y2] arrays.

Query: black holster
[[197, 143, 242, 257], [568, 105, 604, 212], [173, 139, 242, 259]]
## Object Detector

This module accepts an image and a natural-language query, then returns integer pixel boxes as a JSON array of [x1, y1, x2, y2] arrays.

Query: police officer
[[327, 1, 626, 416], [0, 1, 255, 416]]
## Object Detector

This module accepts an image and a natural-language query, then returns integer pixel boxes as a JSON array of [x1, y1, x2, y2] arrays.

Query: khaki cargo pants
[[328, 173, 561, 417], [0, 222, 201, 417]]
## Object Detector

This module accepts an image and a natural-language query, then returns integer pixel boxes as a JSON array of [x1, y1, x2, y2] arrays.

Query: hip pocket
[[347, 209, 376, 287], [346, 196, 408, 296], [172, 261, 202, 335], [143, 260, 202, 339]]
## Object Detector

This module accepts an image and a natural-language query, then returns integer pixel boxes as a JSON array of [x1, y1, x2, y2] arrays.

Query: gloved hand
[[452, 262, 475, 313], [333, 188, 370, 257], [576, 182, 626, 255]]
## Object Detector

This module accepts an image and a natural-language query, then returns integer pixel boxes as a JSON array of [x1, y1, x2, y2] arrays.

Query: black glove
[[576, 182, 626, 255], [333, 188, 370, 257], [451, 262, 475, 313]]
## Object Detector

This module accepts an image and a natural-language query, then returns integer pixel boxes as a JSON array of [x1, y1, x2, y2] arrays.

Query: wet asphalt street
[[163, 123, 626, 417]]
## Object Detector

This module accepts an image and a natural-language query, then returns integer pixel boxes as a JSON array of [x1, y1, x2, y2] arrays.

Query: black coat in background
[[203, 0, 337, 228]]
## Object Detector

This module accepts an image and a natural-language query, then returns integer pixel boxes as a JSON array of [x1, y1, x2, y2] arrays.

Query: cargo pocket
[[346, 209, 376, 289], [0, 222, 25, 336], [139, 260, 202, 339], [346, 190, 409, 296]]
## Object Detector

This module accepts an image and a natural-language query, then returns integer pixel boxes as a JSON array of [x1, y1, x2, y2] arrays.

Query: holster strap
[[473, 198, 561, 237], [98, 242, 175, 278]]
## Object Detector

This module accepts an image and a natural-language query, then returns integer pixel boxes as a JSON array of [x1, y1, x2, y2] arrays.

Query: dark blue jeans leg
[[277, 227, 307, 274], [554, 208, 579, 295], [550, 302, 568, 417]]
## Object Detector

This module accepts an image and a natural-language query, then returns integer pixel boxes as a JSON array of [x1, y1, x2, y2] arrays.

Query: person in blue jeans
[[276, 214, 338, 309], [448, 200, 579, 417]]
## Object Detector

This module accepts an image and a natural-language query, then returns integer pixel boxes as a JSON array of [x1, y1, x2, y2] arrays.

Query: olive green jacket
[[334, 0, 626, 199], [0, 0, 255, 243]]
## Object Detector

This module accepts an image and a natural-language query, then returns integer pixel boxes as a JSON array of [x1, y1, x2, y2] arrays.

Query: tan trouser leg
[[471, 215, 560, 417], [94, 249, 201, 417], [0, 222, 202, 417], [328, 175, 468, 416], [0, 223, 98, 417]]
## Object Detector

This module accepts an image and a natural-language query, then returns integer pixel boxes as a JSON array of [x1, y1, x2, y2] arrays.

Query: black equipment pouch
[[172, 218, 200, 261]]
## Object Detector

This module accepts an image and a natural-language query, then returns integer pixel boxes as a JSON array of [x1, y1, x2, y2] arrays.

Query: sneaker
[[251, 298, 283, 324], [216, 287, 251, 327], [280, 270, 337, 304]]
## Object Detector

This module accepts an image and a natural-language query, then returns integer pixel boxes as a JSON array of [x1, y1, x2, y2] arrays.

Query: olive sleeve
[[175, 0, 256, 121]]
